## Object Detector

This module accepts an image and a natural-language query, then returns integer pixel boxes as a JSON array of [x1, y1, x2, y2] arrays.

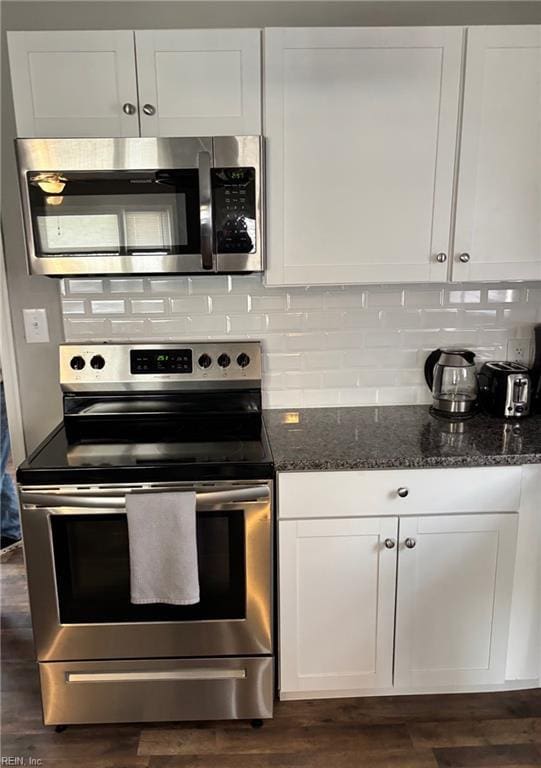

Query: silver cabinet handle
[[122, 103, 137, 115], [142, 104, 156, 116], [459, 253, 471, 263], [198, 150, 214, 271], [435, 252, 447, 263], [397, 487, 409, 498], [384, 538, 396, 549], [405, 537, 417, 549]]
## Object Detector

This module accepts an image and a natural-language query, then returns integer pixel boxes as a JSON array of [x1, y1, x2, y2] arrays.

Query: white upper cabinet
[[135, 30, 261, 137], [264, 27, 463, 286], [7, 31, 139, 138], [453, 26, 541, 282], [8, 29, 261, 139]]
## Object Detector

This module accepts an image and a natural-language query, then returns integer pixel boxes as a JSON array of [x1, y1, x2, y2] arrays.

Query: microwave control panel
[[212, 167, 256, 254]]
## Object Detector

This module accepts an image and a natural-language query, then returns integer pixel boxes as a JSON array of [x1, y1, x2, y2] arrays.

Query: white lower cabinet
[[279, 516, 398, 696], [278, 469, 522, 699], [394, 514, 518, 689]]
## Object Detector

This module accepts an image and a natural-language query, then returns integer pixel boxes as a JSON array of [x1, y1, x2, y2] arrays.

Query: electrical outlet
[[507, 338, 532, 366], [23, 308, 49, 343]]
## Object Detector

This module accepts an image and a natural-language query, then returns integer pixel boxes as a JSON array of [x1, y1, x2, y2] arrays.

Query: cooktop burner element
[[18, 342, 273, 485]]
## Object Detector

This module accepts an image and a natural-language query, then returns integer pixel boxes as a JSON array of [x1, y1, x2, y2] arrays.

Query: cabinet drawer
[[278, 467, 522, 519]]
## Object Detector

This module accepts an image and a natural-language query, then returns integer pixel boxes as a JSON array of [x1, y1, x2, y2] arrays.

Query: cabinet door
[[395, 514, 518, 689], [7, 31, 139, 138], [453, 26, 541, 281], [135, 30, 261, 137], [264, 27, 463, 286], [279, 517, 397, 697]]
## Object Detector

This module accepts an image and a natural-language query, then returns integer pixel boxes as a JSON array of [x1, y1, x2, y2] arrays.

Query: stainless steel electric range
[[17, 342, 274, 727]]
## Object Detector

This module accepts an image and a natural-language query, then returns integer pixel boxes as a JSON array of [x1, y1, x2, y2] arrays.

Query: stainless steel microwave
[[15, 136, 263, 276]]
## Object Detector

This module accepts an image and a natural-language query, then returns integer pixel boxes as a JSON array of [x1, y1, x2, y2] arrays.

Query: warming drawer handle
[[67, 669, 247, 683], [20, 485, 270, 509]]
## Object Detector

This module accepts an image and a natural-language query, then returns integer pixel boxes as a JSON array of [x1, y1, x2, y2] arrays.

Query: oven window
[[27, 171, 200, 257], [51, 511, 246, 623]]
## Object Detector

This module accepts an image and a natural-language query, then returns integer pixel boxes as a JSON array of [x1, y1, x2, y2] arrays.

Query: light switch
[[23, 308, 50, 343]]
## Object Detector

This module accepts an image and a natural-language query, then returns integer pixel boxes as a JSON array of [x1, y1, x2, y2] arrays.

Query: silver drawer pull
[[397, 487, 409, 498], [67, 669, 247, 683], [384, 538, 396, 549], [404, 537, 417, 549]]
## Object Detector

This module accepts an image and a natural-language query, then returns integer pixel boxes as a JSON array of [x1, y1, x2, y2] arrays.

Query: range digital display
[[130, 349, 193, 374]]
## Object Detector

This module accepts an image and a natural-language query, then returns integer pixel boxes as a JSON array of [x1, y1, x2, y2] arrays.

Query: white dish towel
[[126, 491, 200, 605]]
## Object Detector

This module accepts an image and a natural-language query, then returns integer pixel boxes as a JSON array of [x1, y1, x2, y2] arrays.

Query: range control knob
[[217, 353, 231, 368], [198, 353, 212, 369], [237, 353, 250, 368], [70, 355, 85, 371], [90, 354, 105, 370]]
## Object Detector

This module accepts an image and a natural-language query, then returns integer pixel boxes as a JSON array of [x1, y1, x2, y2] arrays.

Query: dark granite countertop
[[263, 405, 541, 471]]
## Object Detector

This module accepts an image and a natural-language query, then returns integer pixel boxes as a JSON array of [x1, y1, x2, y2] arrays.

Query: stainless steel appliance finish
[[16, 136, 263, 276], [424, 348, 479, 419], [19, 481, 272, 663], [60, 341, 262, 392], [17, 341, 273, 725], [40, 657, 273, 725]]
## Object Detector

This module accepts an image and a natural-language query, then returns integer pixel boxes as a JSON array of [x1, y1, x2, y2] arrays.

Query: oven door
[[19, 482, 272, 662]]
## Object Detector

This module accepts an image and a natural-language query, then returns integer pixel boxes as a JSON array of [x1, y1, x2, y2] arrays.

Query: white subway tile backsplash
[[110, 319, 146, 336], [461, 309, 499, 327], [251, 294, 287, 313], [68, 279, 104, 294], [109, 279, 144, 294], [131, 299, 165, 314], [148, 318, 189, 336], [189, 276, 231, 294], [447, 290, 482, 304], [405, 289, 443, 308], [62, 299, 86, 315], [267, 313, 305, 332], [228, 314, 267, 332], [286, 332, 327, 352], [91, 300, 125, 315], [487, 288, 525, 304], [285, 371, 323, 389], [264, 353, 302, 372], [323, 290, 365, 310], [61, 277, 541, 409], [65, 318, 108, 337], [366, 290, 404, 307], [322, 369, 359, 388], [187, 315, 228, 334], [286, 291, 323, 310], [149, 278, 189, 295], [212, 294, 250, 313], [381, 310, 422, 329], [171, 296, 211, 314]]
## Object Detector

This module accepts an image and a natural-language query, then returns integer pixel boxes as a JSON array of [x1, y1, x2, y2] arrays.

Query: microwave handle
[[198, 150, 214, 271], [20, 485, 270, 510]]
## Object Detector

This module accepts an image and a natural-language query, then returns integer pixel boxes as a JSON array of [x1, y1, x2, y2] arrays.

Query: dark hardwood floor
[[2, 547, 540, 768]]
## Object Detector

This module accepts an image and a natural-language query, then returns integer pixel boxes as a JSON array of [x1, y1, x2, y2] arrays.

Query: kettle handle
[[424, 349, 443, 391]]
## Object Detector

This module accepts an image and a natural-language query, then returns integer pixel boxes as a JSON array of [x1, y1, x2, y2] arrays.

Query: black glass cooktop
[[17, 422, 274, 485]]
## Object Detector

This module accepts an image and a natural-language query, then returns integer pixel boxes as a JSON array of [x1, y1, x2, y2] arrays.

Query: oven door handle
[[20, 485, 270, 509], [198, 149, 214, 271]]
